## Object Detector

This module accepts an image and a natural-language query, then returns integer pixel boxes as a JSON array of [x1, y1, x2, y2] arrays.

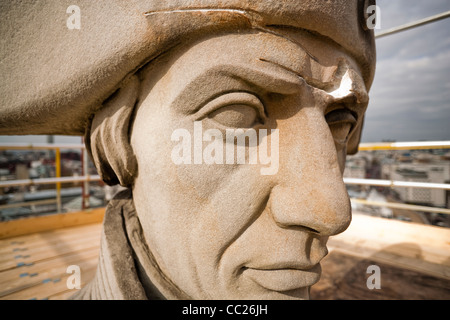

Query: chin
[[214, 284, 311, 300]]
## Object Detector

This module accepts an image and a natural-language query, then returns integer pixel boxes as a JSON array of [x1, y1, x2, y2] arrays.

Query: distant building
[[344, 155, 367, 179], [382, 161, 450, 208]]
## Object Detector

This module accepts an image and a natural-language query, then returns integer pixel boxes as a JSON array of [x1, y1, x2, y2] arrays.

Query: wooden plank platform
[[313, 214, 450, 299], [311, 250, 450, 300], [0, 223, 102, 300], [0, 211, 449, 300]]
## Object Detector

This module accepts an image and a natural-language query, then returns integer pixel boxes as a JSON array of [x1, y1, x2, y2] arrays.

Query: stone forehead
[[0, 0, 375, 136]]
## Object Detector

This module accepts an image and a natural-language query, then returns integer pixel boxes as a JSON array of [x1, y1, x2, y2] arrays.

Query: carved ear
[[347, 115, 365, 155], [85, 76, 139, 187]]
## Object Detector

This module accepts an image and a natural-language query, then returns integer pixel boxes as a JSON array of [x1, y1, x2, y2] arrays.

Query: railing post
[[81, 139, 90, 210], [55, 147, 62, 213]]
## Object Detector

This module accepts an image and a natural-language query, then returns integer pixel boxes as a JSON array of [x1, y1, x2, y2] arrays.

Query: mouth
[[242, 264, 322, 292]]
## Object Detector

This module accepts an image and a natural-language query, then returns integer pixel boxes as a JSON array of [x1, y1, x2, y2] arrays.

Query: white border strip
[[351, 199, 450, 215], [344, 178, 450, 190]]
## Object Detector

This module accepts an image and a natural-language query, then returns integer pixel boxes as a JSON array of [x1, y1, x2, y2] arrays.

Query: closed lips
[[243, 264, 321, 292]]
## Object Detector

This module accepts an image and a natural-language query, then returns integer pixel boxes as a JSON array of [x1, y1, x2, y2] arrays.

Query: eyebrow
[[171, 63, 305, 116], [258, 57, 310, 85], [259, 57, 334, 92], [230, 61, 307, 94]]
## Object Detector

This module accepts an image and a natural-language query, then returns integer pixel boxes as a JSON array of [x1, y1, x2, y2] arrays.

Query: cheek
[[131, 106, 271, 296], [185, 166, 273, 298], [132, 149, 271, 298], [170, 159, 271, 253]]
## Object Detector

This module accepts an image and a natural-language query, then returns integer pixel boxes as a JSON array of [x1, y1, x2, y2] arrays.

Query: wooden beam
[[0, 208, 105, 239], [0, 223, 101, 251]]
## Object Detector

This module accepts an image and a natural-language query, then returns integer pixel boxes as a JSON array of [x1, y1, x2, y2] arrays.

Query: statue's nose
[[269, 108, 352, 236]]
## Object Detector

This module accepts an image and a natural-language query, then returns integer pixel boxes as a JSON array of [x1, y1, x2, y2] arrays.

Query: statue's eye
[[202, 92, 266, 128], [325, 108, 357, 144], [209, 104, 259, 128]]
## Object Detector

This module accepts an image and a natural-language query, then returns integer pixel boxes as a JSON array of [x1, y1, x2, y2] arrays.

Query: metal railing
[[357, 141, 450, 150], [375, 10, 450, 39], [344, 141, 450, 216], [0, 142, 99, 213]]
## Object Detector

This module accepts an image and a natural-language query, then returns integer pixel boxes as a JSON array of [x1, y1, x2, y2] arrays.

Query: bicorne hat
[[0, 0, 376, 153]]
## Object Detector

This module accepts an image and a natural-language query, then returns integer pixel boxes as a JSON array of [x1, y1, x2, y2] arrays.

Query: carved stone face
[[130, 31, 369, 299]]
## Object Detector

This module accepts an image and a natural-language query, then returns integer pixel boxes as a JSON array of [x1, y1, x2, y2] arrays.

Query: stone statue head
[[0, 1, 376, 300]]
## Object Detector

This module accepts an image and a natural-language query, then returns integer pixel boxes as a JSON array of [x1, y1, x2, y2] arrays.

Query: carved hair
[[85, 76, 140, 187]]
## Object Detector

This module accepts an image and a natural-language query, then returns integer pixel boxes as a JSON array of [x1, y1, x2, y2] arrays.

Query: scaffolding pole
[[376, 10, 450, 39]]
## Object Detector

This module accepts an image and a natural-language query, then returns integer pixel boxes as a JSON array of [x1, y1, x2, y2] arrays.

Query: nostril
[[303, 226, 319, 234], [275, 223, 320, 234]]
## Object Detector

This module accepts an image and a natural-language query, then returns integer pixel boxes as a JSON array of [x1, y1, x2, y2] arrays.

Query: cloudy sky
[[362, 0, 450, 142], [1, 1, 449, 144]]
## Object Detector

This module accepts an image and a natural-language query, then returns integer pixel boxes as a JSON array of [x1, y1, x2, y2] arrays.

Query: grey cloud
[[362, 0, 450, 142]]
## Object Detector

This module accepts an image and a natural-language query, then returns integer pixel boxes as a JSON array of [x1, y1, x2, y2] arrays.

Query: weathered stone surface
[[1, 1, 376, 300]]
